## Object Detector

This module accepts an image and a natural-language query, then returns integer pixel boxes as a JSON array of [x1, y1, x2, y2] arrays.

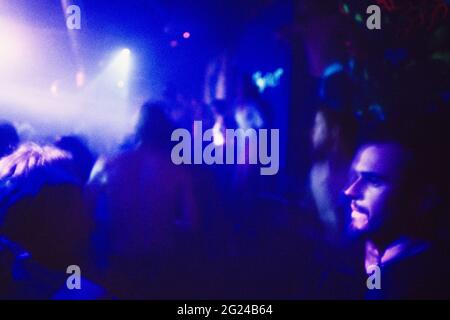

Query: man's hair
[[0, 142, 71, 180]]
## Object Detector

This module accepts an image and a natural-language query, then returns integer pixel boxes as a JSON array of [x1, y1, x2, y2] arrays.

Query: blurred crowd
[[0, 90, 295, 299], [1, 55, 449, 300], [1, 0, 450, 298]]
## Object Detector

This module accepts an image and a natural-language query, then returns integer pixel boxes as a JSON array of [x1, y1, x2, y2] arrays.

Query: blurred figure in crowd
[[307, 66, 367, 299], [0, 143, 107, 299], [89, 101, 199, 299], [55, 135, 96, 185], [310, 68, 358, 242]]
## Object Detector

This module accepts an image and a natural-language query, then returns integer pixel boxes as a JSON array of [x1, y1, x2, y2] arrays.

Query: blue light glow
[[252, 68, 284, 93]]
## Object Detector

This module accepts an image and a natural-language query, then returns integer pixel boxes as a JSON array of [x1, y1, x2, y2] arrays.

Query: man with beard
[[344, 127, 450, 299]]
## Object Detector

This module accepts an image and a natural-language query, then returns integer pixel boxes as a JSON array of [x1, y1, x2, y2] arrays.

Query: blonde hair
[[0, 142, 71, 180]]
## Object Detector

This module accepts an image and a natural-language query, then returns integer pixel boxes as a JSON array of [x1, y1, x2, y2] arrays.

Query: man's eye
[[367, 177, 382, 186]]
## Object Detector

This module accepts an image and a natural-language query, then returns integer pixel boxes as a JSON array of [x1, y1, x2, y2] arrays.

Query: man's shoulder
[[381, 245, 450, 299]]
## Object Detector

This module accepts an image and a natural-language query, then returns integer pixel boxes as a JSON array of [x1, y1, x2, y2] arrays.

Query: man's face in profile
[[344, 143, 408, 237]]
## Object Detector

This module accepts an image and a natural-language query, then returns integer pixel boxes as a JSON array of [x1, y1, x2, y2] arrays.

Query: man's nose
[[344, 178, 362, 199]]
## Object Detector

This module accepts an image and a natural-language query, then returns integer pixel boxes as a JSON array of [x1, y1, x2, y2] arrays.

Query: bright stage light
[[101, 48, 132, 88], [0, 13, 136, 154], [115, 48, 131, 69]]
